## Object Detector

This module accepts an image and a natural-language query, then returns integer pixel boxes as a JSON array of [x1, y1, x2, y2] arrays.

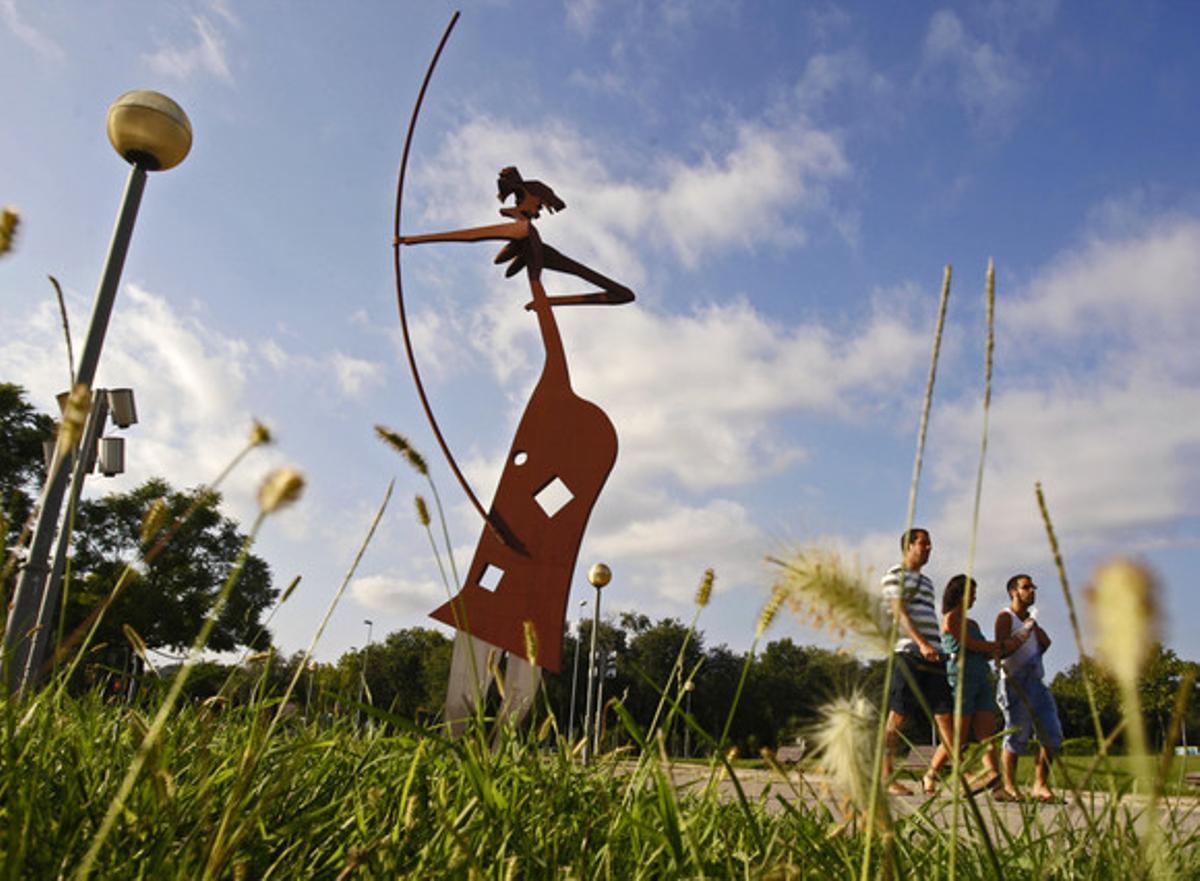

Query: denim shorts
[[949, 666, 997, 716], [998, 670, 1063, 754]]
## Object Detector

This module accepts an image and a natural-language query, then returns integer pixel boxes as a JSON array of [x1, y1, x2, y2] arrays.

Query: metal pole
[[4, 164, 149, 695], [357, 620, 373, 727], [593, 650, 607, 757], [582, 586, 602, 764], [26, 394, 111, 687], [567, 600, 586, 746], [683, 685, 693, 758]]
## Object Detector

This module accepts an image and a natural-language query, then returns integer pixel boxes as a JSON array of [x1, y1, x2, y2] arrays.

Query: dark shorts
[[889, 652, 953, 718]]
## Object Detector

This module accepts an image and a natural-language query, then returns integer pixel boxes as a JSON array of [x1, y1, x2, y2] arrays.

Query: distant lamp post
[[3, 91, 190, 695], [567, 599, 587, 747], [357, 619, 374, 728], [582, 562, 611, 764], [682, 679, 695, 758]]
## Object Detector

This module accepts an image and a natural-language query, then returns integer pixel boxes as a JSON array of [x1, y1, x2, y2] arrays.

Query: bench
[[775, 745, 806, 766], [1185, 772, 1200, 787]]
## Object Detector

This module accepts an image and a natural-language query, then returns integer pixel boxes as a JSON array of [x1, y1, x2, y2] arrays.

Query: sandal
[[967, 771, 1001, 794], [921, 772, 938, 795], [992, 788, 1023, 803], [887, 781, 914, 796]]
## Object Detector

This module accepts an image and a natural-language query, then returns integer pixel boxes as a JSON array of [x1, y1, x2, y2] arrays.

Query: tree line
[[6, 382, 1198, 754]]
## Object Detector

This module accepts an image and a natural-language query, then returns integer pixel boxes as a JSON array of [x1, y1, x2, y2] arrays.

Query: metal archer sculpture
[[393, 14, 634, 731]]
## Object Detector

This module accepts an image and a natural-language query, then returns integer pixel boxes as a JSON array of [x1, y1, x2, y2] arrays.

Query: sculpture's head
[[498, 166, 565, 219]]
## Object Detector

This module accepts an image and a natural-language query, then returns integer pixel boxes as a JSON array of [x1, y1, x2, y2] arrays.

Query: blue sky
[[3, 1, 1198, 675]]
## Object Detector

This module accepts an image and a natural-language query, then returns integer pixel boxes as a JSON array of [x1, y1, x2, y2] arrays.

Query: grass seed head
[[249, 420, 272, 446], [280, 574, 301, 604], [415, 495, 431, 526], [374, 425, 429, 475], [769, 550, 888, 655], [811, 691, 879, 819], [523, 620, 539, 667], [1086, 558, 1159, 692], [257, 467, 305, 514], [695, 568, 715, 608], [757, 585, 787, 637], [56, 383, 92, 459], [140, 497, 170, 545], [0, 206, 18, 256]]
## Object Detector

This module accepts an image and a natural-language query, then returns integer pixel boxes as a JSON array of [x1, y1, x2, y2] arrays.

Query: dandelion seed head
[[257, 467, 305, 514]]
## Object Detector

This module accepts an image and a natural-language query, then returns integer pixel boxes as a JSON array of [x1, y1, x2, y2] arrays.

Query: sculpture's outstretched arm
[[396, 219, 528, 246]]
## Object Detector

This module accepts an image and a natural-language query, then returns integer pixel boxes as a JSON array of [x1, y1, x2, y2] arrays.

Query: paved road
[[655, 762, 1200, 839]]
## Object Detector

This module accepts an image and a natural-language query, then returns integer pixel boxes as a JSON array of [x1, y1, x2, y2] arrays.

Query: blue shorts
[[998, 670, 1063, 755], [949, 666, 997, 716]]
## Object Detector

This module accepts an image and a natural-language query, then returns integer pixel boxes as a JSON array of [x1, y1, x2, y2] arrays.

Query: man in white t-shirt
[[995, 573, 1063, 802]]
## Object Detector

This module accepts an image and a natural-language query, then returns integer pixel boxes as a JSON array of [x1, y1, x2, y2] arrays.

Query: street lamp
[[682, 679, 695, 758], [567, 599, 587, 747], [582, 562, 611, 764], [4, 91, 190, 694]]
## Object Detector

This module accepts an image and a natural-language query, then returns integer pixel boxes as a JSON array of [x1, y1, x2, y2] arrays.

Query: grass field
[[3, 686, 1199, 880]]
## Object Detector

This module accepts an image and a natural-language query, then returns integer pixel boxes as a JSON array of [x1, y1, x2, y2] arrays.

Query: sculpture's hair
[[497, 166, 565, 214]]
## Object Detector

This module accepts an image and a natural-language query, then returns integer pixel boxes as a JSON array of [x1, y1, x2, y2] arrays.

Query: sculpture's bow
[[391, 11, 496, 535]]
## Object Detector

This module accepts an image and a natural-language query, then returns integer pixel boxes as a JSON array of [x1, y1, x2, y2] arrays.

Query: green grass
[[3, 687, 1199, 880]]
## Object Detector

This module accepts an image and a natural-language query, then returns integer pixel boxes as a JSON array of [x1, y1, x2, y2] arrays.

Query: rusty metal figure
[[392, 14, 634, 730]]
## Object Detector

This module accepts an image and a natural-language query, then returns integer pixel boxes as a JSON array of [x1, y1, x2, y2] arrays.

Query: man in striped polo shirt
[[881, 528, 955, 795]]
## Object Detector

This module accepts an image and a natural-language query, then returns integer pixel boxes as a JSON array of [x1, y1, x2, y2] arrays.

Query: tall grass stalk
[[947, 258, 997, 879], [862, 264, 951, 881], [74, 511, 269, 879], [1035, 483, 1110, 764]]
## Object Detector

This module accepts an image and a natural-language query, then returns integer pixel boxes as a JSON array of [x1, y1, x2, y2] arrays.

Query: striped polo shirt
[[880, 565, 940, 654]]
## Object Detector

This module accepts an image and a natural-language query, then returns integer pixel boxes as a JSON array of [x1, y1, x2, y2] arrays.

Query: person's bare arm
[[895, 599, 939, 661], [1033, 623, 1051, 652]]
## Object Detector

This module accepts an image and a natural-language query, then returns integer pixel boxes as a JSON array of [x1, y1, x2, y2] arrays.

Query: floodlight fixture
[[97, 436, 125, 477], [107, 388, 138, 428]]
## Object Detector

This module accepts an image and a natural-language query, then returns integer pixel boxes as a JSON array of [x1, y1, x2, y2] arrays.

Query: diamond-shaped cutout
[[477, 563, 503, 591], [534, 476, 573, 517]]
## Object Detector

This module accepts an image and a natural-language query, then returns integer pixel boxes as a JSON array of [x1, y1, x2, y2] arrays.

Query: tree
[[61, 478, 277, 655], [0, 383, 55, 552]]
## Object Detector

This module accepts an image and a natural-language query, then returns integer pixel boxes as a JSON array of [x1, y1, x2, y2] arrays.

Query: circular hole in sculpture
[[513, 450, 528, 466]]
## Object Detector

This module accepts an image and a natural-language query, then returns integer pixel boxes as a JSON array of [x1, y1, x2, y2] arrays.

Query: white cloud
[[410, 112, 850, 273], [143, 12, 233, 83], [1, 0, 64, 61], [1005, 218, 1200, 356], [350, 571, 449, 617], [330, 352, 384, 399], [794, 48, 892, 116], [911, 215, 1200, 614], [564, 0, 603, 34], [922, 9, 1029, 132], [0, 284, 287, 527]]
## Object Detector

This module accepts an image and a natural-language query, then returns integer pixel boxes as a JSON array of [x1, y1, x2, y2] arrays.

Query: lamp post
[[682, 679, 695, 758], [3, 91, 191, 695], [582, 562, 611, 765], [566, 599, 587, 747], [357, 619, 373, 727]]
